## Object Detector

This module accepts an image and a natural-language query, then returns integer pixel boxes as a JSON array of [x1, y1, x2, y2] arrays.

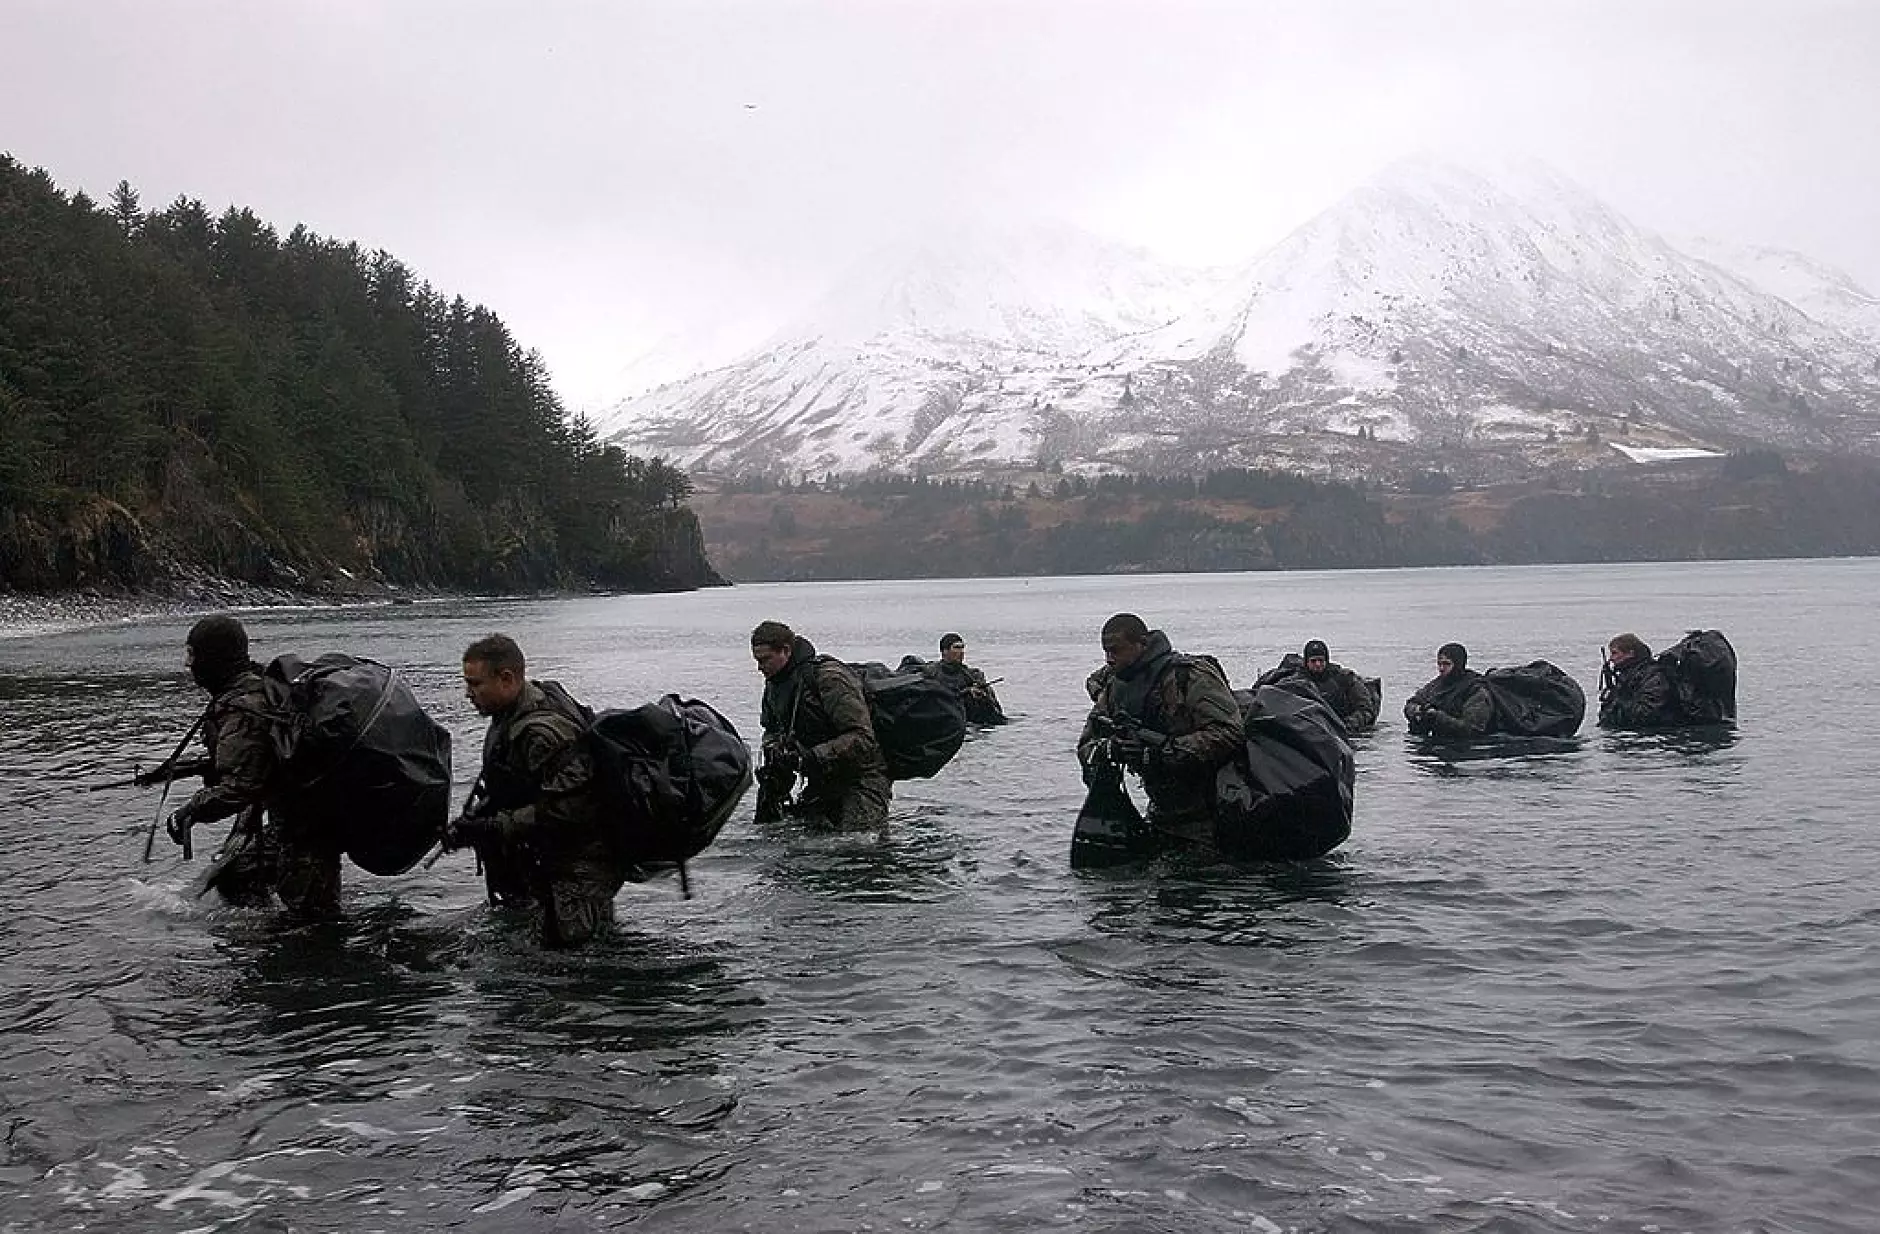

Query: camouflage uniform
[[933, 660, 1007, 725], [1598, 657, 1680, 729], [1077, 631, 1244, 841], [184, 667, 342, 916], [1258, 655, 1379, 733], [761, 636, 891, 831], [474, 680, 626, 949], [1404, 669, 1496, 738]]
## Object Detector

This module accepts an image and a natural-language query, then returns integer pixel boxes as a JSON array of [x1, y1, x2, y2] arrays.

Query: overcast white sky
[[5, 0, 1876, 408]]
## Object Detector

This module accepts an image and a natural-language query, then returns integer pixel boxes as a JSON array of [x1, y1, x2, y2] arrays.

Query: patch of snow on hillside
[[1610, 444, 1724, 462]]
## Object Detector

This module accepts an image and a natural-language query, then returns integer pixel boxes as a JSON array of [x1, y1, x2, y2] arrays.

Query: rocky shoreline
[[0, 573, 429, 641]]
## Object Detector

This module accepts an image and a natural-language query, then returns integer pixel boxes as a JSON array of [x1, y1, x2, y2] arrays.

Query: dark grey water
[[3, 560, 1878, 1232]]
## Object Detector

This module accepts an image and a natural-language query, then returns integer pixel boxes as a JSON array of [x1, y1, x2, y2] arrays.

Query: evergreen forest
[[0, 155, 717, 594]]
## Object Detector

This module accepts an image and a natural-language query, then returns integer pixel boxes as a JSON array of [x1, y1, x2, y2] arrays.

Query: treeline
[[0, 155, 714, 592], [698, 465, 1476, 580], [721, 465, 1369, 507], [695, 455, 1880, 581]]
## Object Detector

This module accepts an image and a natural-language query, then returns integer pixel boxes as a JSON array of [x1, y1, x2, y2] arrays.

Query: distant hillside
[[688, 453, 1880, 581], [602, 158, 1880, 482], [0, 155, 719, 595]]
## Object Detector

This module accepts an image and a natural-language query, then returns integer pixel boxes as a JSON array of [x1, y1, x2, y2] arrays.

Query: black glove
[[1110, 733, 1146, 772], [165, 804, 196, 846], [443, 812, 502, 851], [765, 738, 805, 775], [1141, 737, 1181, 773]]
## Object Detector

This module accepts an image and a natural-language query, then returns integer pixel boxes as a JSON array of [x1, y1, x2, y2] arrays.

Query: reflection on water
[[757, 802, 972, 904], [5, 560, 1880, 1231], [1077, 857, 1357, 950]]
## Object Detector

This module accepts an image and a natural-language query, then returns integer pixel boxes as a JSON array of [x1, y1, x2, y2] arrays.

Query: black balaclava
[[187, 615, 251, 692], [1438, 642, 1468, 673]]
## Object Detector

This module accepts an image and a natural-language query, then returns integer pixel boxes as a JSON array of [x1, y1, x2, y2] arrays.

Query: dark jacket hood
[[1113, 629, 1174, 683]]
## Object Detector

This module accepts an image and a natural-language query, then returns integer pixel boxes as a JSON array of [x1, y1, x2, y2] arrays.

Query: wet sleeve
[[1456, 684, 1496, 736], [1077, 704, 1105, 766], [1341, 670, 1379, 730], [1636, 668, 1673, 724], [182, 705, 275, 824], [1598, 683, 1635, 727], [489, 719, 588, 837], [1171, 671, 1244, 767], [1425, 684, 1494, 738], [807, 664, 880, 771]]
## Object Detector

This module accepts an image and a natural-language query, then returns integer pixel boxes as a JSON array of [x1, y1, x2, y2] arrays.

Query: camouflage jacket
[[932, 660, 1004, 722], [478, 680, 606, 859], [1259, 657, 1378, 731], [1598, 657, 1680, 729], [761, 637, 886, 787], [1405, 669, 1495, 738], [181, 666, 276, 825], [1078, 632, 1243, 818]]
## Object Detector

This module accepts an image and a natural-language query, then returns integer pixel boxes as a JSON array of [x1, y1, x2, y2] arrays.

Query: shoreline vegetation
[[690, 452, 1880, 581], [1, 156, 721, 599]]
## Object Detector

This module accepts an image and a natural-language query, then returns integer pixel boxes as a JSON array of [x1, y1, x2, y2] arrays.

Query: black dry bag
[[1482, 660, 1586, 737], [263, 653, 452, 877], [1214, 685, 1355, 861], [846, 660, 968, 780], [1657, 629, 1737, 723], [586, 695, 753, 868]]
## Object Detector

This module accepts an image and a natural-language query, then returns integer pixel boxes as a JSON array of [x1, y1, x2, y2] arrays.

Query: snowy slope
[[602, 160, 1880, 477], [1683, 236, 1880, 347]]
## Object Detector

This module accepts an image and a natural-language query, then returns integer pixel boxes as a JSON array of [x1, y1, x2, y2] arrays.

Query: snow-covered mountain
[[600, 159, 1880, 478], [1683, 236, 1880, 347]]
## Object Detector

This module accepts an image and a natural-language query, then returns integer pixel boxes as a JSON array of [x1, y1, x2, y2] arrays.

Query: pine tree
[[108, 180, 142, 236]]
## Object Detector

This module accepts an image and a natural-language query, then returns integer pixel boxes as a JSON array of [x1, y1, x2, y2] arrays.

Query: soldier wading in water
[[162, 615, 343, 916], [446, 634, 629, 949], [1077, 613, 1242, 844], [752, 620, 891, 830]]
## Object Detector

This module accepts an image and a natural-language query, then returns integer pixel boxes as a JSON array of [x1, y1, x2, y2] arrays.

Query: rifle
[[1599, 652, 1616, 706], [1071, 720, 1149, 868], [1088, 713, 1171, 770], [135, 712, 210, 864], [93, 756, 215, 793], [753, 750, 798, 824], [421, 775, 490, 870]]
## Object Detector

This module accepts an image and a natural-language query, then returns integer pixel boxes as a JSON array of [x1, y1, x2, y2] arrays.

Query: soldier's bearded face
[[941, 643, 966, 664]]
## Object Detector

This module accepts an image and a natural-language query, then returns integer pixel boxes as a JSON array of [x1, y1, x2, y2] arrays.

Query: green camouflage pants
[[207, 808, 342, 917], [479, 844, 625, 949], [796, 770, 892, 832]]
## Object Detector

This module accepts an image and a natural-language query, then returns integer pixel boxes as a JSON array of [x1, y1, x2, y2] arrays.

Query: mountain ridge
[[600, 158, 1880, 480]]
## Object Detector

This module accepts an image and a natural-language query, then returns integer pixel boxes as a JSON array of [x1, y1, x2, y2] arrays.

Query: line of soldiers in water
[[146, 612, 1710, 949]]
